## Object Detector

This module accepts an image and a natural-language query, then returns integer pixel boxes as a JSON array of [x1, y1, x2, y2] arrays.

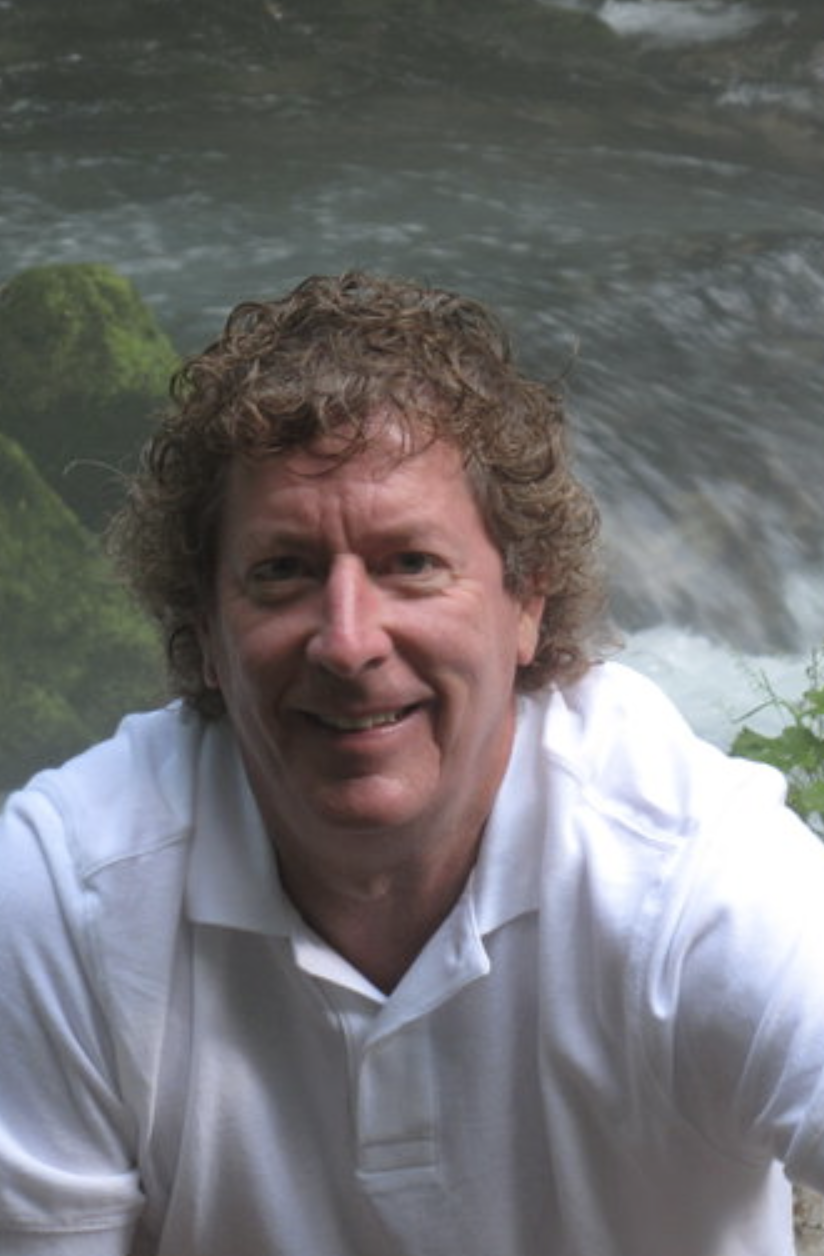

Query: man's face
[[201, 423, 544, 876]]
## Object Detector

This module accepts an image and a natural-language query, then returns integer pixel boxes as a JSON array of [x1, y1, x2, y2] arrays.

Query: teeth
[[319, 710, 406, 732]]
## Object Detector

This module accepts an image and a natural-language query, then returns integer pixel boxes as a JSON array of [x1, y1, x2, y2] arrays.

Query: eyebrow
[[234, 518, 458, 559]]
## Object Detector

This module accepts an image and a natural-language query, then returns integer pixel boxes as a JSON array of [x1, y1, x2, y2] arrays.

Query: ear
[[516, 594, 545, 667], [196, 618, 221, 690]]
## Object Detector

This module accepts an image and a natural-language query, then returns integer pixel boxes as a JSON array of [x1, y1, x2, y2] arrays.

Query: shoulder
[[6, 704, 208, 877], [534, 663, 824, 1033], [0, 707, 212, 1007], [532, 660, 789, 843], [0, 708, 221, 1199]]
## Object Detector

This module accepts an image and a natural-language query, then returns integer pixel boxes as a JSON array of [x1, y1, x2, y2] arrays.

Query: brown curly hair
[[107, 271, 606, 717]]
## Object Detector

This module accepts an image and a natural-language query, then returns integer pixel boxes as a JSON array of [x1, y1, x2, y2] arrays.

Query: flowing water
[[2, 0, 823, 741]]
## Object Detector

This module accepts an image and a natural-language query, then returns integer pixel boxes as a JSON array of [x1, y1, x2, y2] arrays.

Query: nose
[[305, 556, 391, 678]]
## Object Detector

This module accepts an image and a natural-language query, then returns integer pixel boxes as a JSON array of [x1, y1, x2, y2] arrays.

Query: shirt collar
[[186, 717, 296, 935], [468, 693, 547, 935]]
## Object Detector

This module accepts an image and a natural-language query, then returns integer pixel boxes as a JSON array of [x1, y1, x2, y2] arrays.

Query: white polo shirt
[[2, 663, 824, 1256]]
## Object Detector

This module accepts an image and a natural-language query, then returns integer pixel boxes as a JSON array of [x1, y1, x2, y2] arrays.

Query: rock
[[796, 1187, 824, 1256], [0, 262, 178, 530], [0, 430, 162, 790]]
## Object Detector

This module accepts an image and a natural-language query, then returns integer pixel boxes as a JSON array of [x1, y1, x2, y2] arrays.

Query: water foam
[[599, 0, 762, 46], [622, 625, 810, 749]]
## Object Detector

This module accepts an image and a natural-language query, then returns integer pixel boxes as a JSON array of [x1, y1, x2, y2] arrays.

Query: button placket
[[356, 1020, 438, 1175]]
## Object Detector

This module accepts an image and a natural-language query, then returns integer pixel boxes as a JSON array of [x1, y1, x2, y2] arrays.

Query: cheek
[[218, 638, 279, 699], [424, 592, 528, 686], [198, 618, 266, 706], [209, 603, 297, 674]]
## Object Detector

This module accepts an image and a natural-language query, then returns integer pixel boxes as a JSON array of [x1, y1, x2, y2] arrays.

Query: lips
[[306, 703, 421, 733]]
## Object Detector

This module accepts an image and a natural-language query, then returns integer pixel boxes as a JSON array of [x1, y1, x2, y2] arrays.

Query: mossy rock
[[0, 262, 178, 529], [0, 431, 164, 789]]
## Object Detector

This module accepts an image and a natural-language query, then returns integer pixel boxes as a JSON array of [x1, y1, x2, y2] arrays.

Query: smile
[[312, 705, 418, 732]]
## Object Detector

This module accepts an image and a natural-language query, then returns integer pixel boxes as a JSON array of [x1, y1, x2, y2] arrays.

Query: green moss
[[0, 262, 178, 529], [0, 431, 164, 789]]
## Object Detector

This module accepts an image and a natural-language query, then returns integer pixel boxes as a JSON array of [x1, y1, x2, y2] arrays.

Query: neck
[[276, 832, 483, 994]]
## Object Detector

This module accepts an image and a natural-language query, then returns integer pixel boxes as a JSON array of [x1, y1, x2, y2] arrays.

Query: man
[[1, 271, 823, 1256]]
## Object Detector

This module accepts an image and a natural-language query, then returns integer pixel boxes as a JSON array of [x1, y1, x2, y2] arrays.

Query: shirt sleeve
[[652, 774, 824, 1190], [0, 785, 144, 1251]]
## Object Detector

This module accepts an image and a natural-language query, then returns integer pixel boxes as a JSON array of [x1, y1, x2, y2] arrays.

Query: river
[[2, 0, 823, 742]]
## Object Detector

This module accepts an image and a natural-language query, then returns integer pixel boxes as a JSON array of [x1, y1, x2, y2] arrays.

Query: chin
[[307, 781, 432, 836]]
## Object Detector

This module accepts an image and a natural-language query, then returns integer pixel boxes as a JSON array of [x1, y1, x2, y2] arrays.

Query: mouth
[[308, 703, 421, 733]]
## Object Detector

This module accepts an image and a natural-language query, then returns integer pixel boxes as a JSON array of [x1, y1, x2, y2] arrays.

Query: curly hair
[[107, 271, 607, 717]]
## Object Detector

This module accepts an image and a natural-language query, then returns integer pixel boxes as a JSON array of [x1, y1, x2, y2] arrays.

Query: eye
[[390, 552, 439, 575], [379, 551, 449, 590], [246, 555, 317, 598], [253, 556, 310, 581]]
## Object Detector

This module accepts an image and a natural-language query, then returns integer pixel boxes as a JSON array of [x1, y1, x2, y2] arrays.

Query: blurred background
[[1, 0, 823, 780]]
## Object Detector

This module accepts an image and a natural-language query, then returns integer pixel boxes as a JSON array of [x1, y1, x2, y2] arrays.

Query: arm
[[663, 792, 824, 1189], [0, 787, 143, 1255]]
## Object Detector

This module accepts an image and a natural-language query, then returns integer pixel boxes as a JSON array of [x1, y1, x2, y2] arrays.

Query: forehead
[[295, 428, 460, 481], [219, 427, 482, 537]]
